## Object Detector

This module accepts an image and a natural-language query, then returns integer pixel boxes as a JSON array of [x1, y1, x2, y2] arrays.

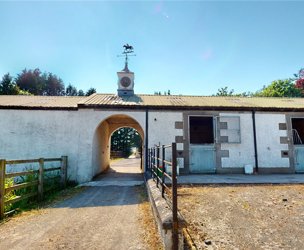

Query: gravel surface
[[179, 184, 304, 250], [0, 158, 162, 250]]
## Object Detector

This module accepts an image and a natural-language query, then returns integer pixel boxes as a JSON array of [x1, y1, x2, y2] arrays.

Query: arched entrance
[[92, 114, 144, 177]]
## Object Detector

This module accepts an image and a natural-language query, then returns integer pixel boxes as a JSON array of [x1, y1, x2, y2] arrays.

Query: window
[[292, 118, 304, 145], [189, 116, 214, 144], [219, 116, 241, 143]]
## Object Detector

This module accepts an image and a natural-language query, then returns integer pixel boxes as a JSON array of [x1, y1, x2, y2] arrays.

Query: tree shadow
[[54, 185, 146, 208]]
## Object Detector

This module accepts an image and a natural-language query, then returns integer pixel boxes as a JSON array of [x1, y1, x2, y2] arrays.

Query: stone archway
[[92, 114, 144, 177]]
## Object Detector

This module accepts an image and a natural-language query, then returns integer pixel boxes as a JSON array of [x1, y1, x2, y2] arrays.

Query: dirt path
[[0, 158, 162, 250], [179, 184, 304, 250]]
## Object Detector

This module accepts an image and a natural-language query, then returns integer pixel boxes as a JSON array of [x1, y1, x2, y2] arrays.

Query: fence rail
[[0, 156, 67, 220], [148, 142, 178, 250]]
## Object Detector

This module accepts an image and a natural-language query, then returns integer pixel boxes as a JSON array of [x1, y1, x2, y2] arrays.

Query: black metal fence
[[147, 142, 178, 250]]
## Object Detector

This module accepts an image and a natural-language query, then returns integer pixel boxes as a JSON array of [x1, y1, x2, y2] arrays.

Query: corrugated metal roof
[[0, 95, 85, 109], [1, 94, 304, 110], [80, 94, 304, 110]]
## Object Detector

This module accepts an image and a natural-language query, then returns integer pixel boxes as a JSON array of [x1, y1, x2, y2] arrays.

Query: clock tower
[[117, 44, 135, 96]]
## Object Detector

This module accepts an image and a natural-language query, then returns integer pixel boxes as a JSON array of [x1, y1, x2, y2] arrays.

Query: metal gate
[[189, 145, 216, 173], [295, 145, 304, 173]]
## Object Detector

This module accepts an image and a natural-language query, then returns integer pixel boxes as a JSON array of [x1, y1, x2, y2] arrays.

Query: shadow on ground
[[55, 158, 145, 208], [55, 185, 145, 208]]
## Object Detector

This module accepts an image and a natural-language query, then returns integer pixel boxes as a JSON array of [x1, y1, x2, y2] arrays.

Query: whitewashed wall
[[220, 112, 256, 168], [255, 113, 289, 168], [0, 108, 292, 182], [148, 111, 184, 168], [0, 109, 146, 183], [148, 111, 183, 147]]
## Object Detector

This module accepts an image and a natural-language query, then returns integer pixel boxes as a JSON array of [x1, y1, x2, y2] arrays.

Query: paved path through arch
[[0, 158, 155, 250]]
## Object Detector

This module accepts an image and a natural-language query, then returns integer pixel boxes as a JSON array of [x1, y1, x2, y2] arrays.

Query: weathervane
[[117, 44, 136, 71]]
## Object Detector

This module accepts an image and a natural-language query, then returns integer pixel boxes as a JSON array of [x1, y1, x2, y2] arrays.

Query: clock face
[[120, 76, 131, 88]]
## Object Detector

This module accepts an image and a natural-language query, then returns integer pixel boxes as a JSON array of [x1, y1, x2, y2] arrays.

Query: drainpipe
[[252, 110, 259, 173], [145, 109, 149, 174]]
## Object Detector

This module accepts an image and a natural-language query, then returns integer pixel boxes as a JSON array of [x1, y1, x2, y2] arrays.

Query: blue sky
[[0, 1, 303, 95]]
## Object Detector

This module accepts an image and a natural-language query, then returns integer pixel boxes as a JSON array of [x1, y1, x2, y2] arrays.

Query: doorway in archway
[[102, 127, 143, 181], [92, 114, 145, 181]]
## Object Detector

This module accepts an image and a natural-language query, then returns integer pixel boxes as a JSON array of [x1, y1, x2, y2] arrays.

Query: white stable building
[[1, 62, 304, 183]]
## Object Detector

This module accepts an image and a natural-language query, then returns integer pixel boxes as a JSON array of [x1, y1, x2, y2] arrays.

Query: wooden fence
[[0, 156, 67, 220]]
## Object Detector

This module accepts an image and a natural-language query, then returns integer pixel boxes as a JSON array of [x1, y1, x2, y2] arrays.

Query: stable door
[[189, 116, 216, 173]]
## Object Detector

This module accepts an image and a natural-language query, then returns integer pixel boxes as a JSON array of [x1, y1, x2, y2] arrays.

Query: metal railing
[[148, 142, 178, 250]]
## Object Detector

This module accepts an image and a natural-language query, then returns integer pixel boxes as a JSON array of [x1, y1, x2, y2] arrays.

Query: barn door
[[295, 146, 304, 173], [189, 116, 216, 173]]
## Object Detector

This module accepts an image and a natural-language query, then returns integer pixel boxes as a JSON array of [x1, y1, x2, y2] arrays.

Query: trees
[[294, 68, 304, 96], [215, 86, 252, 97], [15, 68, 65, 96], [0, 73, 30, 95], [111, 127, 142, 157], [15, 68, 45, 95], [85, 87, 96, 96], [0, 73, 19, 95], [78, 89, 85, 96], [255, 79, 301, 97], [65, 84, 78, 96], [215, 87, 235, 96], [0, 69, 97, 96], [44, 73, 65, 96], [66, 84, 93, 96]]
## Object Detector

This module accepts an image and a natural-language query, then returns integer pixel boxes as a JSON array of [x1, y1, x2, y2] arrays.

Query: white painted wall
[[220, 113, 256, 168], [255, 113, 289, 168], [0, 109, 146, 183], [148, 111, 183, 147], [0, 108, 291, 182], [148, 111, 184, 168]]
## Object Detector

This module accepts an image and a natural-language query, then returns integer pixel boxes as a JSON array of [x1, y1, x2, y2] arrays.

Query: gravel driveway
[[0, 158, 161, 250]]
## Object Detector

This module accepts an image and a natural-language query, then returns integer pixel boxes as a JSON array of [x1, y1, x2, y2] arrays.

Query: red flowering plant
[[294, 68, 304, 96]]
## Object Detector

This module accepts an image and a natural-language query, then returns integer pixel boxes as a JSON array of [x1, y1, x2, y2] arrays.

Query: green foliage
[[44, 73, 65, 96], [4, 166, 63, 214], [255, 79, 301, 97], [65, 84, 78, 96], [111, 127, 142, 157], [78, 89, 85, 96], [13, 172, 38, 209], [215, 86, 252, 97], [85, 87, 96, 96], [0, 73, 19, 95], [0, 73, 31, 95], [293, 68, 304, 80], [4, 178, 17, 212], [215, 86, 235, 96], [1, 69, 96, 96], [15, 68, 46, 95]]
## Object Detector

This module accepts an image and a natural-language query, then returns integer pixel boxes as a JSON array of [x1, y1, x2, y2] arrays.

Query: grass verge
[[137, 185, 163, 250]]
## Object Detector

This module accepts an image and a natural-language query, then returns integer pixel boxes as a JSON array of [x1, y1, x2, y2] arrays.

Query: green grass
[[3, 170, 78, 217]]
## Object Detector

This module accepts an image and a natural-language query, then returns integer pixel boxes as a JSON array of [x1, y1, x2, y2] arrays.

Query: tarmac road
[[0, 158, 150, 250]]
